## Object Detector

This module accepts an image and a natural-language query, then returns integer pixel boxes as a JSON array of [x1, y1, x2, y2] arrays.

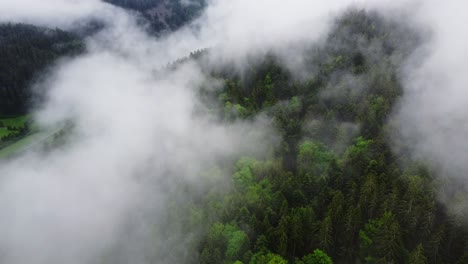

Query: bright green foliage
[[302, 249, 333, 264], [359, 212, 405, 263], [264, 74, 273, 91], [0, 116, 29, 127], [235, 104, 249, 117], [6, 6, 466, 264], [250, 252, 288, 264], [194, 9, 468, 264], [226, 230, 250, 260], [244, 179, 273, 207], [297, 141, 334, 176], [288, 97, 301, 112], [344, 137, 373, 161], [233, 157, 257, 192], [0, 128, 14, 138], [200, 223, 250, 264], [224, 101, 249, 119], [264, 74, 276, 107], [225, 101, 251, 119], [0, 116, 31, 143]]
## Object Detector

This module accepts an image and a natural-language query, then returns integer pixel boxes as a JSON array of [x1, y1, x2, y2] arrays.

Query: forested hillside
[[0, 24, 84, 116], [1, 2, 468, 264], [0, 1, 204, 117], [104, 0, 206, 33], [167, 10, 468, 264]]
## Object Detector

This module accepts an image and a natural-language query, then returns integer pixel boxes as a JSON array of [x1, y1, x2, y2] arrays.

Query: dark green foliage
[[3, 5, 468, 264], [194, 9, 468, 264], [104, 0, 206, 34], [359, 212, 405, 263], [0, 23, 84, 115], [0, 1, 203, 116], [0, 116, 31, 147]]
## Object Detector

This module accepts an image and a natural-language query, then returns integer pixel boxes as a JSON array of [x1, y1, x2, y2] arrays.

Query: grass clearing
[[0, 127, 15, 138], [0, 115, 29, 128], [0, 115, 30, 141], [0, 115, 64, 159], [0, 115, 40, 158]]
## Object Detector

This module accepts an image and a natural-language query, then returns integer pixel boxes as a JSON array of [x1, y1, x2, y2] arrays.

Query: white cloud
[[2, 0, 468, 262], [0, 0, 109, 28]]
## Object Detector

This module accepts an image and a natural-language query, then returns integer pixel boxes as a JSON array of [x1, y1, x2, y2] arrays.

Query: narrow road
[[0, 125, 64, 159]]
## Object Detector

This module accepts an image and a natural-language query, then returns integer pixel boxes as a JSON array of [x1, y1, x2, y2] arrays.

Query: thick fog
[[0, 0, 467, 263], [0, 0, 105, 27], [0, 1, 281, 263], [392, 0, 468, 218]]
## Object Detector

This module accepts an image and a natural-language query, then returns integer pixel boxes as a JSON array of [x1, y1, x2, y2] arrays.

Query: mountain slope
[[0, 23, 84, 116], [104, 0, 206, 33]]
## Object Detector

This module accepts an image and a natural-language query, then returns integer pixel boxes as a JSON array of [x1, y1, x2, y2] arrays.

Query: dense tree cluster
[[0, 23, 84, 116], [2, 5, 468, 264], [104, 0, 206, 33], [0, 0, 203, 117], [185, 10, 468, 264]]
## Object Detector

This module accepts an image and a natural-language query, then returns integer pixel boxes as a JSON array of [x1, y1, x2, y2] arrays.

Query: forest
[[0, 0, 203, 117], [104, 0, 206, 33], [173, 10, 468, 264], [0, 2, 467, 264], [0, 23, 84, 116]]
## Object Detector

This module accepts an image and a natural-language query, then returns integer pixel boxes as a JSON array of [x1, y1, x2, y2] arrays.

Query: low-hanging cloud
[[391, 0, 468, 217], [1, 0, 468, 263], [0, 0, 106, 28], [0, 51, 275, 263], [0, 0, 295, 263]]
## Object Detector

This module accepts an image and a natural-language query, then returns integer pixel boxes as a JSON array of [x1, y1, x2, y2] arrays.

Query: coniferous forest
[[171, 10, 468, 264], [104, 0, 206, 33], [0, 24, 84, 115], [0, 2, 467, 264]]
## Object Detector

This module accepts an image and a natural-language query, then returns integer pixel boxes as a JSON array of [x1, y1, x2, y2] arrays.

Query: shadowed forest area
[[0, 24, 84, 115], [104, 0, 206, 33]]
